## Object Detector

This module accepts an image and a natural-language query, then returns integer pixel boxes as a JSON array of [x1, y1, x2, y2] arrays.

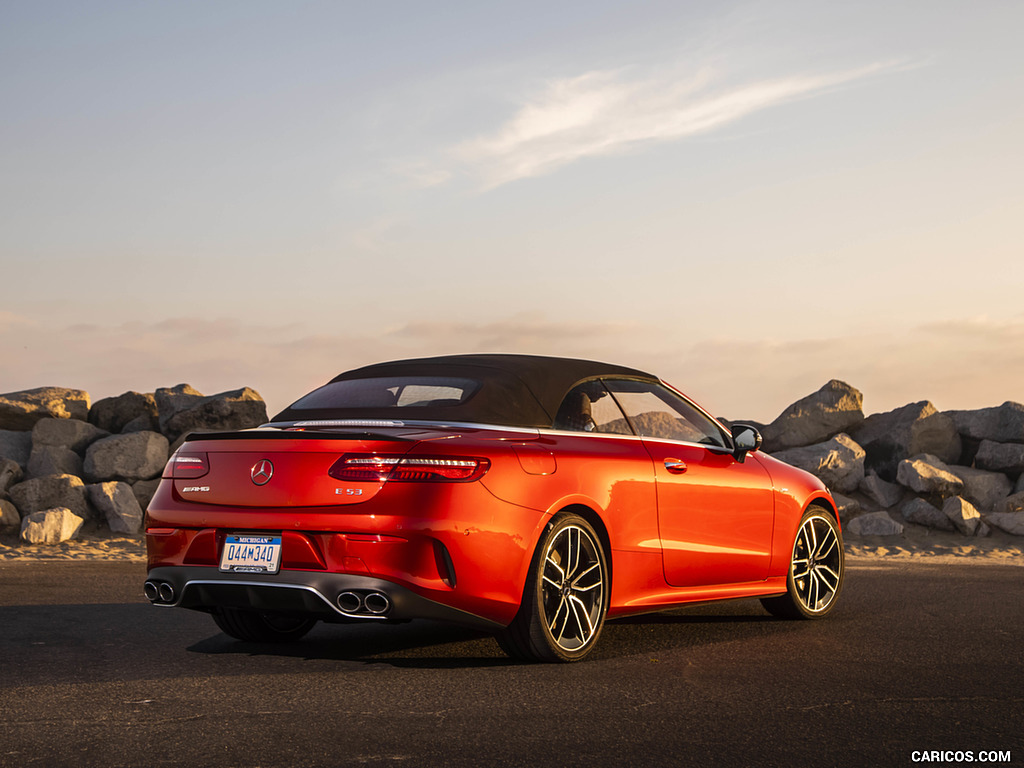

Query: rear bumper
[[145, 566, 505, 632]]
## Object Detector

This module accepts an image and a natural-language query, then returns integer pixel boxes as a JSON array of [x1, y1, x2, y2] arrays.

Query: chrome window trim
[[259, 418, 733, 452]]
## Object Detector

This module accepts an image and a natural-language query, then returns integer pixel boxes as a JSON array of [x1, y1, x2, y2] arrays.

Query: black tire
[[212, 608, 318, 642], [761, 504, 845, 619], [497, 513, 608, 663]]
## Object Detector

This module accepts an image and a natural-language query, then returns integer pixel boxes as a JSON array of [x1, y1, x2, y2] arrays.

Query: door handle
[[663, 458, 687, 474]]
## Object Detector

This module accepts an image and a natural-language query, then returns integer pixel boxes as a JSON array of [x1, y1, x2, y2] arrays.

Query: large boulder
[[845, 511, 904, 536], [984, 512, 1024, 536], [1016, 474, 1024, 495], [760, 380, 863, 452], [858, 472, 905, 509], [0, 429, 32, 469], [19, 506, 84, 544], [0, 498, 20, 530], [0, 387, 90, 430], [992, 492, 1024, 516], [942, 496, 981, 536], [155, 384, 205, 433], [131, 478, 161, 512], [88, 391, 159, 434], [87, 482, 144, 534], [946, 466, 1012, 511], [944, 402, 1024, 444], [974, 441, 1024, 474], [32, 417, 109, 453], [0, 457, 24, 497], [27, 445, 83, 479], [901, 498, 955, 531], [161, 387, 268, 442], [7, 474, 91, 520], [83, 431, 169, 483], [848, 402, 961, 480], [895, 454, 964, 498], [771, 433, 865, 493]]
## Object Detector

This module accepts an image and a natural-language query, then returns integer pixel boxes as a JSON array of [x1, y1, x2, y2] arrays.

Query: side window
[[554, 381, 633, 434], [603, 380, 728, 447]]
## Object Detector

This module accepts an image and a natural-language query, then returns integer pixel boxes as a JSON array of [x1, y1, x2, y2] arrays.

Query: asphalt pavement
[[1, 559, 1021, 768]]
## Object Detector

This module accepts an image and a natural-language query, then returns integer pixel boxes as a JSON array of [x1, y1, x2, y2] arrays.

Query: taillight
[[163, 452, 210, 479], [328, 454, 490, 483]]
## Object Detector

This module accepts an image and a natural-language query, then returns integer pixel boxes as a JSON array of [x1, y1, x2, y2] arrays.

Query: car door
[[602, 379, 775, 588]]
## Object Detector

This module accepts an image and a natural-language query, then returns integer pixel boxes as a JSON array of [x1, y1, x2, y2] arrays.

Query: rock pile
[[0, 385, 268, 544], [756, 381, 1024, 539]]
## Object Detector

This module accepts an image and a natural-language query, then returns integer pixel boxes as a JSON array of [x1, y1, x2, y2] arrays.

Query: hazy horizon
[[2, 1, 1022, 423]]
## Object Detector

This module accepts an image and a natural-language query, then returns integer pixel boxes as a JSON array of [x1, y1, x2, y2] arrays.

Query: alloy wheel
[[540, 524, 605, 651]]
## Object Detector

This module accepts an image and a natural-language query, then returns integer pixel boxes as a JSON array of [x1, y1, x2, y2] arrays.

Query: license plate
[[219, 534, 282, 574]]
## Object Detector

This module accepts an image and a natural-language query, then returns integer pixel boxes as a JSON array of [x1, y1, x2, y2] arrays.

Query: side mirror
[[731, 424, 762, 463]]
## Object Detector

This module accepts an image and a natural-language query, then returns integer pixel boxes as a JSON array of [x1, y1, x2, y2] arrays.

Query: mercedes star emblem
[[251, 459, 274, 486]]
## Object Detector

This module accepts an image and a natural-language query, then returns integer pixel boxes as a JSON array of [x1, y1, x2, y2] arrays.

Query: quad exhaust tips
[[336, 590, 391, 617], [144, 580, 175, 604]]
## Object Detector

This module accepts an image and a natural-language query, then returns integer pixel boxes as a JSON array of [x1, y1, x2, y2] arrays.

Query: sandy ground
[[1, 521, 1021, 565]]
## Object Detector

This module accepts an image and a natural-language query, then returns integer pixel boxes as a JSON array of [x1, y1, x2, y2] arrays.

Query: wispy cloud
[[432, 60, 900, 189]]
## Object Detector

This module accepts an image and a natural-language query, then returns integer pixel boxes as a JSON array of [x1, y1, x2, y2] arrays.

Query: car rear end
[[144, 426, 544, 631]]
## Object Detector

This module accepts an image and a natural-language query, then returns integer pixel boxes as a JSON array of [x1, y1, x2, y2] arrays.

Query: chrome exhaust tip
[[337, 591, 362, 613], [157, 582, 175, 603], [144, 581, 159, 602], [363, 592, 390, 615]]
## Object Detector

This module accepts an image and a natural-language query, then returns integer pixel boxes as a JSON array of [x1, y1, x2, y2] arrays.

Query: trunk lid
[[171, 429, 417, 507]]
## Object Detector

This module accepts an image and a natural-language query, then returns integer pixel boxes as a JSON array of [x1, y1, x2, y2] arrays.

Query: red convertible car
[[145, 354, 844, 662]]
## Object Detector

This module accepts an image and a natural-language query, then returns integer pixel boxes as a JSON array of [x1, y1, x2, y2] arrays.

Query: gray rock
[[32, 417, 109, 453], [946, 466, 1012, 511], [27, 445, 83, 479], [87, 482, 143, 534], [992, 492, 1024, 516], [974, 440, 1024, 474], [83, 431, 169, 483], [895, 454, 964, 498], [121, 414, 155, 433], [942, 496, 981, 536], [771, 433, 865, 493], [89, 391, 159, 433], [0, 458, 24, 497], [760, 380, 863, 452], [945, 401, 1024, 443], [984, 512, 1024, 536], [20, 506, 84, 544], [1016, 474, 1024, 495], [8, 474, 91, 520], [155, 384, 205, 433], [0, 387, 91, 430], [859, 472, 905, 508], [0, 498, 20, 530], [901, 497, 956, 531], [832, 492, 861, 521], [846, 511, 904, 536], [131, 478, 161, 512], [976, 521, 991, 537], [0, 429, 32, 469], [161, 387, 268, 442], [848, 402, 961, 479]]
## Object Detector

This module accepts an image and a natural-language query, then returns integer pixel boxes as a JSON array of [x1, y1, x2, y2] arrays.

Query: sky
[[1, 0, 1022, 422]]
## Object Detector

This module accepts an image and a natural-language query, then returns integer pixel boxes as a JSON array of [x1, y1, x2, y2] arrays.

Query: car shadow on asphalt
[[185, 600, 800, 668]]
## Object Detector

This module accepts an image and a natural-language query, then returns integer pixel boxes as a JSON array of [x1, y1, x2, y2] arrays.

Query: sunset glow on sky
[[2, 1, 1022, 421]]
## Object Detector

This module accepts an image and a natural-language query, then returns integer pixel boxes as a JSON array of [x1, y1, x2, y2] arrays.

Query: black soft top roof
[[272, 354, 658, 428]]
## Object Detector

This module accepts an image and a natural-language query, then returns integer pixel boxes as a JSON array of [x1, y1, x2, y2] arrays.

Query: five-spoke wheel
[[497, 513, 608, 662], [762, 504, 844, 619]]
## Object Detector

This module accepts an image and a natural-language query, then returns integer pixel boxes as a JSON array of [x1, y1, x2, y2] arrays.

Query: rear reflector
[[164, 452, 210, 479], [328, 454, 489, 483]]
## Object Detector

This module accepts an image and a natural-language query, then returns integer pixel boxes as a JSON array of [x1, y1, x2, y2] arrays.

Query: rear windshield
[[288, 377, 480, 411]]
